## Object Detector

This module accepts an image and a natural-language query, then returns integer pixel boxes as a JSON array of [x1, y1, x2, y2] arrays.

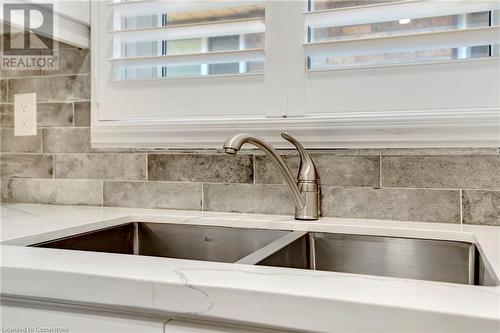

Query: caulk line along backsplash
[[0, 34, 499, 225]]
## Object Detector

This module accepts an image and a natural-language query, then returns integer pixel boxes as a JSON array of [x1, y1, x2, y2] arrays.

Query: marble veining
[[171, 269, 214, 315]]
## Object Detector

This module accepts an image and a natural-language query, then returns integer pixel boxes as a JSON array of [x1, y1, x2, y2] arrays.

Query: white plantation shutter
[[304, 0, 500, 66], [110, 18, 266, 80], [302, 0, 500, 119], [109, 0, 265, 80], [92, 1, 500, 148], [94, 0, 275, 121], [304, 0, 500, 28]]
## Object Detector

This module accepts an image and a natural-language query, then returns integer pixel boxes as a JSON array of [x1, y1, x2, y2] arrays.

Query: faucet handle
[[281, 132, 318, 182]]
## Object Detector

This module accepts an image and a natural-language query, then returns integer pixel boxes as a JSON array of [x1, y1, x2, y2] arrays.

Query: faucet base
[[294, 189, 320, 221]]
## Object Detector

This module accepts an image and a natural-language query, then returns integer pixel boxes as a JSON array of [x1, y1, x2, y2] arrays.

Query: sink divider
[[133, 222, 140, 255], [235, 231, 308, 265], [308, 233, 316, 270], [468, 244, 476, 285]]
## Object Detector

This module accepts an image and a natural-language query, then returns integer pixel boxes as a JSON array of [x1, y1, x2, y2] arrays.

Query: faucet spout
[[223, 133, 320, 220], [223, 134, 305, 209]]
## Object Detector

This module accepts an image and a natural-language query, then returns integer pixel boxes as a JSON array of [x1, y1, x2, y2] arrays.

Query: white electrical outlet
[[14, 93, 37, 136]]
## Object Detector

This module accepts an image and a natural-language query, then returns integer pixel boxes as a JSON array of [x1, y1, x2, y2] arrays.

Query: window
[[111, 1, 265, 80], [91, 1, 500, 148], [305, 1, 499, 69]]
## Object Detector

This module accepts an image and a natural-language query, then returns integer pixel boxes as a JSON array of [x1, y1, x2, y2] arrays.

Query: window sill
[[91, 107, 500, 149]]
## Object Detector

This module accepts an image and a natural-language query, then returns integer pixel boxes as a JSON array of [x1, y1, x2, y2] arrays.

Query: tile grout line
[[145, 154, 149, 182], [101, 180, 104, 206], [72, 101, 75, 128], [1, 174, 497, 192], [201, 183, 204, 212], [379, 154, 383, 188], [52, 152, 56, 179], [5, 72, 90, 81], [459, 189, 463, 224], [253, 154, 256, 184], [40, 127, 44, 154], [11, 177, 16, 203]]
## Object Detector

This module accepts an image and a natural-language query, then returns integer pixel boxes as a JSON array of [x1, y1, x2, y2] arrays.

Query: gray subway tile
[[0, 34, 43, 77], [0, 63, 42, 78], [0, 80, 7, 102], [55, 154, 147, 180], [104, 181, 202, 210], [43, 48, 90, 75], [462, 190, 500, 226], [43, 127, 92, 153], [43, 129, 132, 154], [148, 154, 253, 183], [1, 179, 13, 202], [382, 155, 500, 190], [1, 128, 42, 152], [0, 103, 73, 127], [321, 186, 460, 223], [255, 154, 379, 187], [0, 104, 10, 126], [8, 75, 90, 102], [254, 155, 295, 184], [38, 103, 74, 127], [203, 183, 293, 215], [12, 178, 102, 206], [0, 154, 53, 178], [0, 69, 41, 79], [74, 101, 90, 127]]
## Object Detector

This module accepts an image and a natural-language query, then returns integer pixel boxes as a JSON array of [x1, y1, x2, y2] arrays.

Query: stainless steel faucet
[[223, 132, 320, 220]]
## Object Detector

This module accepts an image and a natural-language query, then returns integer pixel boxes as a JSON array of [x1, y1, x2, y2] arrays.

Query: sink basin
[[257, 232, 498, 286], [32, 222, 290, 263], [31, 222, 498, 286]]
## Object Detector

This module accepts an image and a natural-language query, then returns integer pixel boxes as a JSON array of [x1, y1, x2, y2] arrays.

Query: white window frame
[[91, 0, 500, 149]]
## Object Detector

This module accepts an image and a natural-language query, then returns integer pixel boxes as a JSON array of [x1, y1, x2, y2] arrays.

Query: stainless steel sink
[[257, 232, 498, 286], [31, 222, 498, 286], [31, 222, 289, 263]]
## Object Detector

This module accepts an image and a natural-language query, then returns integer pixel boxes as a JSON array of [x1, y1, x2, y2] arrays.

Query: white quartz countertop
[[1, 203, 499, 332]]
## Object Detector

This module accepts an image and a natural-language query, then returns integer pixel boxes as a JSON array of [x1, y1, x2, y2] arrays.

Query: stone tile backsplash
[[321, 187, 461, 224], [462, 190, 500, 225], [103, 181, 202, 210], [42, 128, 93, 153], [0, 103, 74, 127], [1, 128, 42, 153], [74, 102, 90, 127], [382, 155, 500, 190], [55, 154, 147, 180], [0, 80, 7, 102], [203, 183, 293, 215], [1, 154, 53, 178], [255, 154, 380, 187], [41, 48, 90, 76], [12, 178, 102, 206], [1, 39, 499, 225], [7, 75, 90, 102], [148, 154, 254, 183]]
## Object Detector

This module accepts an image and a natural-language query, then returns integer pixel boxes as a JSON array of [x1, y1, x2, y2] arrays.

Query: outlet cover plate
[[14, 93, 37, 136]]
